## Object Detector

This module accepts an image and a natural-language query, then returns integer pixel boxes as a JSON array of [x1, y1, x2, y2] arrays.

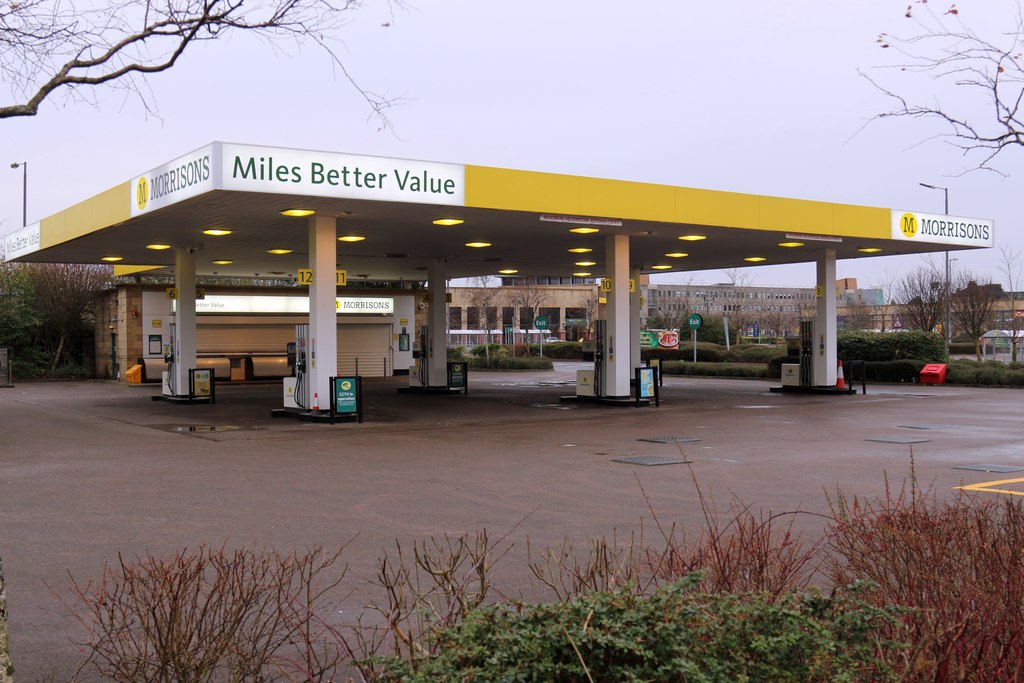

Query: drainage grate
[[160, 424, 253, 433], [898, 424, 958, 431], [865, 435, 932, 444], [953, 464, 1024, 473], [637, 436, 702, 444], [612, 455, 692, 466]]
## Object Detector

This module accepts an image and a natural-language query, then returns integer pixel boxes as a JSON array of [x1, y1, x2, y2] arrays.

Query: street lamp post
[[10, 161, 26, 226], [919, 182, 951, 347]]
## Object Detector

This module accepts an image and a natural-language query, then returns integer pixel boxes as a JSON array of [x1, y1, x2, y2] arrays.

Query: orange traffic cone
[[836, 360, 846, 389], [312, 392, 320, 411]]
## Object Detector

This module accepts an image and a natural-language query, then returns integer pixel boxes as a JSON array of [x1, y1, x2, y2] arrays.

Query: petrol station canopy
[[3, 142, 996, 278]]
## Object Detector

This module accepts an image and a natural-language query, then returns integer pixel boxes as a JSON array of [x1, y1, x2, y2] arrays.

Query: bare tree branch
[[0, 0, 402, 123], [868, 1, 1024, 172]]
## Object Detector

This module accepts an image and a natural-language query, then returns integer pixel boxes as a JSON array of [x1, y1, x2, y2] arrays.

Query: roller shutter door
[[337, 324, 392, 377], [196, 324, 293, 354]]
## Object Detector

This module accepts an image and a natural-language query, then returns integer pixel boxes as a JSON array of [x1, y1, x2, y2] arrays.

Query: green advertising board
[[334, 376, 358, 414]]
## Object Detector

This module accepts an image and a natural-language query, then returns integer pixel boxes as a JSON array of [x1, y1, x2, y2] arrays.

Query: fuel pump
[[161, 323, 176, 396], [799, 319, 814, 387], [283, 324, 309, 410], [418, 325, 430, 387], [594, 319, 607, 397]]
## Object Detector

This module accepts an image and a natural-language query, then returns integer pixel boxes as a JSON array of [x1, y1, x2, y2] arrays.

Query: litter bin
[[920, 363, 948, 385]]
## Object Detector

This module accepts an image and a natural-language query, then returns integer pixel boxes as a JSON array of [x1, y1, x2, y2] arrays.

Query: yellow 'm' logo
[[899, 212, 918, 238], [136, 177, 149, 211]]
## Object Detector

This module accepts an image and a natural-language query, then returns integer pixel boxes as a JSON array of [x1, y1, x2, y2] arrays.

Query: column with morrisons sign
[[130, 142, 466, 216], [891, 210, 995, 248]]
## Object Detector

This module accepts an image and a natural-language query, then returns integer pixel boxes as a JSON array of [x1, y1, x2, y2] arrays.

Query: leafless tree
[[999, 246, 1024, 361], [28, 263, 113, 372], [505, 283, 548, 354], [722, 269, 755, 346], [951, 271, 1001, 359], [0, 0, 400, 121], [868, 1, 1024, 172], [892, 260, 946, 333], [465, 276, 498, 360]]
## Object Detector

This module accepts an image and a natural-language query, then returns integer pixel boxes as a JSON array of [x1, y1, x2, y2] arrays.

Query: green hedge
[[369, 577, 902, 682], [466, 356, 553, 370], [948, 342, 977, 355], [838, 331, 946, 363], [946, 359, 1024, 386], [662, 360, 770, 379]]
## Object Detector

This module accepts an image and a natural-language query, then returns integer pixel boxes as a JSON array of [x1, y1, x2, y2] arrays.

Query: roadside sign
[[892, 313, 904, 330], [334, 377, 358, 413], [534, 315, 549, 330], [688, 314, 703, 331]]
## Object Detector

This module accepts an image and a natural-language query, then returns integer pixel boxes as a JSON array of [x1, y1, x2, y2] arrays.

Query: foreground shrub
[[838, 331, 946, 363], [661, 360, 769, 378], [66, 545, 347, 683], [946, 358, 1024, 386], [369, 576, 904, 682], [828, 477, 1024, 681]]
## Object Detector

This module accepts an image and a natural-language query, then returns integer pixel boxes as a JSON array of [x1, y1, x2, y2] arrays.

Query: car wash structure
[[3, 142, 994, 408]]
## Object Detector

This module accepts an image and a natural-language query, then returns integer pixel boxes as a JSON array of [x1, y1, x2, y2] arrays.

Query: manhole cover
[[612, 455, 691, 466], [898, 424, 958, 431], [637, 436, 702, 444], [865, 435, 931, 444], [954, 464, 1024, 473]]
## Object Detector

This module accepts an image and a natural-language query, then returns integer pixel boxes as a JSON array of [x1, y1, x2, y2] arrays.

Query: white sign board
[[3, 222, 41, 259], [891, 210, 994, 248]]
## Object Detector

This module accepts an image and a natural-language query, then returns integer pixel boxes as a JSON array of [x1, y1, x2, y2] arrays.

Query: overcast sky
[[2, 0, 1022, 289]]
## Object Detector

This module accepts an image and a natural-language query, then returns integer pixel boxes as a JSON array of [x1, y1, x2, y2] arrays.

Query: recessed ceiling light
[[778, 241, 804, 248], [665, 252, 688, 258], [465, 242, 491, 248], [570, 227, 600, 234], [498, 269, 519, 274], [280, 209, 315, 217], [744, 256, 767, 262], [267, 249, 293, 255], [433, 218, 464, 226], [211, 259, 234, 265], [338, 235, 366, 242], [568, 247, 593, 254], [574, 261, 597, 267], [572, 271, 592, 277], [101, 256, 123, 262], [651, 265, 672, 270], [858, 247, 883, 253], [146, 244, 172, 250], [679, 234, 707, 241], [203, 229, 232, 236]]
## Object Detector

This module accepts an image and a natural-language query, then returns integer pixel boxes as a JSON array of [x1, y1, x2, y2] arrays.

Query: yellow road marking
[[956, 477, 1024, 497]]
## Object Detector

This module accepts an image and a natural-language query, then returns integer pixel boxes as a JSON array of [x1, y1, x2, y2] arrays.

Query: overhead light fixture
[[744, 257, 767, 262], [267, 248, 293, 255], [146, 244, 172, 250], [678, 234, 706, 241], [570, 227, 600, 234], [665, 252, 688, 258], [572, 271, 592, 277], [574, 260, 597, 267], [211, 259, 234, 265], [858, 247, 883, 253], [280, 209, 315, 217], [568, 247, 593, 253], [651, 265, 672, 270], [203, 229, 232, 236], [338, 235, 366, 242], [433, 218, 464, 226], [465, 241, 491, 248], [101, 256, 123, 262], [778, 241, 804, 248], [498, 268, 519, 274]]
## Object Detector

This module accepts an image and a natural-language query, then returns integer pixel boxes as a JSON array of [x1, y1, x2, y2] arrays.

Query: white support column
[[813, 249, 838, 387], [629, 267, 642, 370], [427, 260, 449, 387], [308, 215, 338, 408], [172, 247, 197, 395], [603, 234, 632, 398]]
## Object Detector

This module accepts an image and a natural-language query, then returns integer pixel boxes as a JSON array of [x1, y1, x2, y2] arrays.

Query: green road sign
[[688, 314, 704, 331], [334, 377, 358, 413], [534, 315, 549, 330]]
